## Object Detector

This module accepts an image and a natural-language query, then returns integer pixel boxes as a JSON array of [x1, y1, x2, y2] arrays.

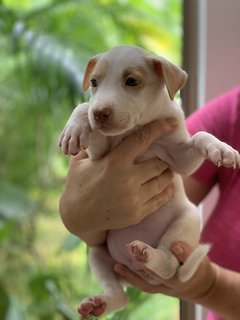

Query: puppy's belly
[[107, 208, 174, 271]]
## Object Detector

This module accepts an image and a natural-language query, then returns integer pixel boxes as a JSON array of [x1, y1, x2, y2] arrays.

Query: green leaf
[[0, 184, 35, 220], [6, 296, 27, 320], [28, 273, 59, 302], [0, 281, 10, 319], [0, 219, 15, 241], [60, 234, 80, 252]]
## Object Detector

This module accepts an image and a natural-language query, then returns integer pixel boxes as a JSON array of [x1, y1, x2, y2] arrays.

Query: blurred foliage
[[0, 0, 181, 319]]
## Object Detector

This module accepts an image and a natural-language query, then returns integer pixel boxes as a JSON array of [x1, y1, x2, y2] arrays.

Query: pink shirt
[[186, 87, 240, 320]]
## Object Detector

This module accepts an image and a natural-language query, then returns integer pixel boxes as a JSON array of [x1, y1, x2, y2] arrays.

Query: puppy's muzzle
[[93, 107, 112, 125]]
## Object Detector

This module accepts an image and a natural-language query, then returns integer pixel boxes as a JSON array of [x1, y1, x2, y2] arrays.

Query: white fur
[[60, 45, 240, 319]]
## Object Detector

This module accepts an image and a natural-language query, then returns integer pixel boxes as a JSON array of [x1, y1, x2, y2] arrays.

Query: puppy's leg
[[177, 243, 210, 282], [128, 240, 179, 281], [78, 245, 128, 319], [128, 202, 209, 282]]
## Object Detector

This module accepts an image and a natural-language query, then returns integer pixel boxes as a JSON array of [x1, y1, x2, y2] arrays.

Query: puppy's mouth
[[93, 122, 130, 136], [90, 112, 133, 136]]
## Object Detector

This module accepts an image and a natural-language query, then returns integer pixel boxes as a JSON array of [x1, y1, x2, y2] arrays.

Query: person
[[59, 87, 240, 320]]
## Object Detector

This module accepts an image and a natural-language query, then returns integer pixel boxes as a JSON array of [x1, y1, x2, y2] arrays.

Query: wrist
[[191, 262, 218, 305], [190, 262, 240, 320]]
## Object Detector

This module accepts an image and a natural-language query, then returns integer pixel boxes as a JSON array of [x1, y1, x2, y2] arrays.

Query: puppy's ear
[[82, 54, 101, 91], [151, 57, 188, 100]]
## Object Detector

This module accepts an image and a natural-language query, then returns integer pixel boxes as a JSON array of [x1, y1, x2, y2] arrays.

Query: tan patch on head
[[122, 66, 148, 89], [123, 67, 146, 79], [91, 59, 108, 82], [82, 55, 108, 91]]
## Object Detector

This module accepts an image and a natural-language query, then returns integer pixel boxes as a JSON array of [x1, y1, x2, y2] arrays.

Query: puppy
[[59, 45, 240, 319]]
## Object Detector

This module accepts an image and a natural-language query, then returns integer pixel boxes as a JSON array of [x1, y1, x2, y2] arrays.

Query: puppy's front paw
[[59, 103, 91, 155], [193, 132, 240, 168], [59, 120, 91, 155], [207, 142, 240, 168]]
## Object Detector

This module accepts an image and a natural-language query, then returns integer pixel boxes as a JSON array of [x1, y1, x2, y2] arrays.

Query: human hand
[[114, 242, 216, 303], [59, 118, 177, 244]]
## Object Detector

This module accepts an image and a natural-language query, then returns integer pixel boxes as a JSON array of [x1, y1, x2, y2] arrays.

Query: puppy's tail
[[177, 244, 211, 282]]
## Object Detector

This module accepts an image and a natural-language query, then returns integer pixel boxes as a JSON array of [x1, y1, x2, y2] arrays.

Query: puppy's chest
[[88, 130, 138, 159], [90, 133, 170, 162]]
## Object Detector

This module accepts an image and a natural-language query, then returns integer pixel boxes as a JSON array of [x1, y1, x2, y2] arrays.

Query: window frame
[[181, 0, 207, 319]]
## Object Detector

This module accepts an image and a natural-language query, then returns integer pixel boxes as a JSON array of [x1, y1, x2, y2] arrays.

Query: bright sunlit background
[[0, 0, 182, 319]]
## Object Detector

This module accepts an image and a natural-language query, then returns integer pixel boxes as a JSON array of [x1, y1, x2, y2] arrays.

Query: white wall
[[202, 0, 240, 220], [205, 0, 240, 101], [182, 1, 240, 318]]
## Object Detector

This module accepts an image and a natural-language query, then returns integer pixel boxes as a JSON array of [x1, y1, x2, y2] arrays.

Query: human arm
[[182, 175, 211, 205], [114, 242, 240, 320], [59, 118, 178, 246]]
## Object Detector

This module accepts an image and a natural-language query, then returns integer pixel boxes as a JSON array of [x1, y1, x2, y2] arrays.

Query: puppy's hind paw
[[78, 296, 106, 319], [127, 240, 152, 263]]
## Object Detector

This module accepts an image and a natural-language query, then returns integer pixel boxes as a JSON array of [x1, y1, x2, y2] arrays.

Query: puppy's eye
[[125, 77, 140, 87], [91, 79, 98, 87]]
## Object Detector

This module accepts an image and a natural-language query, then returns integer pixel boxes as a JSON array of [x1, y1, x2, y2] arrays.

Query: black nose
[[93, 108, 111, 123]]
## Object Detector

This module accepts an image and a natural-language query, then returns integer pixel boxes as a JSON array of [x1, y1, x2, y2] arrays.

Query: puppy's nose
[[93, 108, 111, 123]]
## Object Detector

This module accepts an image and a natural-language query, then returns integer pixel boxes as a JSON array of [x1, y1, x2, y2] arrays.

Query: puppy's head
[[82, 45, 187, 136]]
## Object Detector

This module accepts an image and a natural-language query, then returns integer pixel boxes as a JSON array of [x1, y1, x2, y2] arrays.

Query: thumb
[[110, 118, 178, 162], [171, 242, 194, 263], [70, 150, 88, 163]]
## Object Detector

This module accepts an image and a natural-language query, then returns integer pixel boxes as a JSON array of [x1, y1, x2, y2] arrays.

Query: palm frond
[[12, 21, 85, 100]]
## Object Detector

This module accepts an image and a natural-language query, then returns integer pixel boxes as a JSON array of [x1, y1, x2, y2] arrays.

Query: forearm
[[194, 264, 240, 320], [114, 243, 240, 320]]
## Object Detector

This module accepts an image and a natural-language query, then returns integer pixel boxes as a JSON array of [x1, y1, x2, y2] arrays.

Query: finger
[[68, 137, 80, 156], [77, 150, 88, 159], [109, 118, 178, 163], [171, 242, 194, 263], [140, 168, 173, 201], [71, 150, 89, 162], [142, 185, 174, 217], [114, 264, 171, 295], [135, 158, 169, 184], [114, 264, 157, 292]]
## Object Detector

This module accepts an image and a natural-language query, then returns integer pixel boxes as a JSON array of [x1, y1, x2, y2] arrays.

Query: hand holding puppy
[[59, 118, 176, 246]]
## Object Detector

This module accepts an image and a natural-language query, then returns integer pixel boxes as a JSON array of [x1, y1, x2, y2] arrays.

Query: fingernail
[[172, 245, 184, 256], [167, 118, 178, 128]]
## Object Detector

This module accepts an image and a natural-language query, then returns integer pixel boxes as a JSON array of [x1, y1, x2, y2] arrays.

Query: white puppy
[[60, 45, 240, 319]]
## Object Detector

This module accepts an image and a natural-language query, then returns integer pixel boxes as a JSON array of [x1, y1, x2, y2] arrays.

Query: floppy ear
[[150, 57, 188, 100], [82, 54, 101, 91]]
